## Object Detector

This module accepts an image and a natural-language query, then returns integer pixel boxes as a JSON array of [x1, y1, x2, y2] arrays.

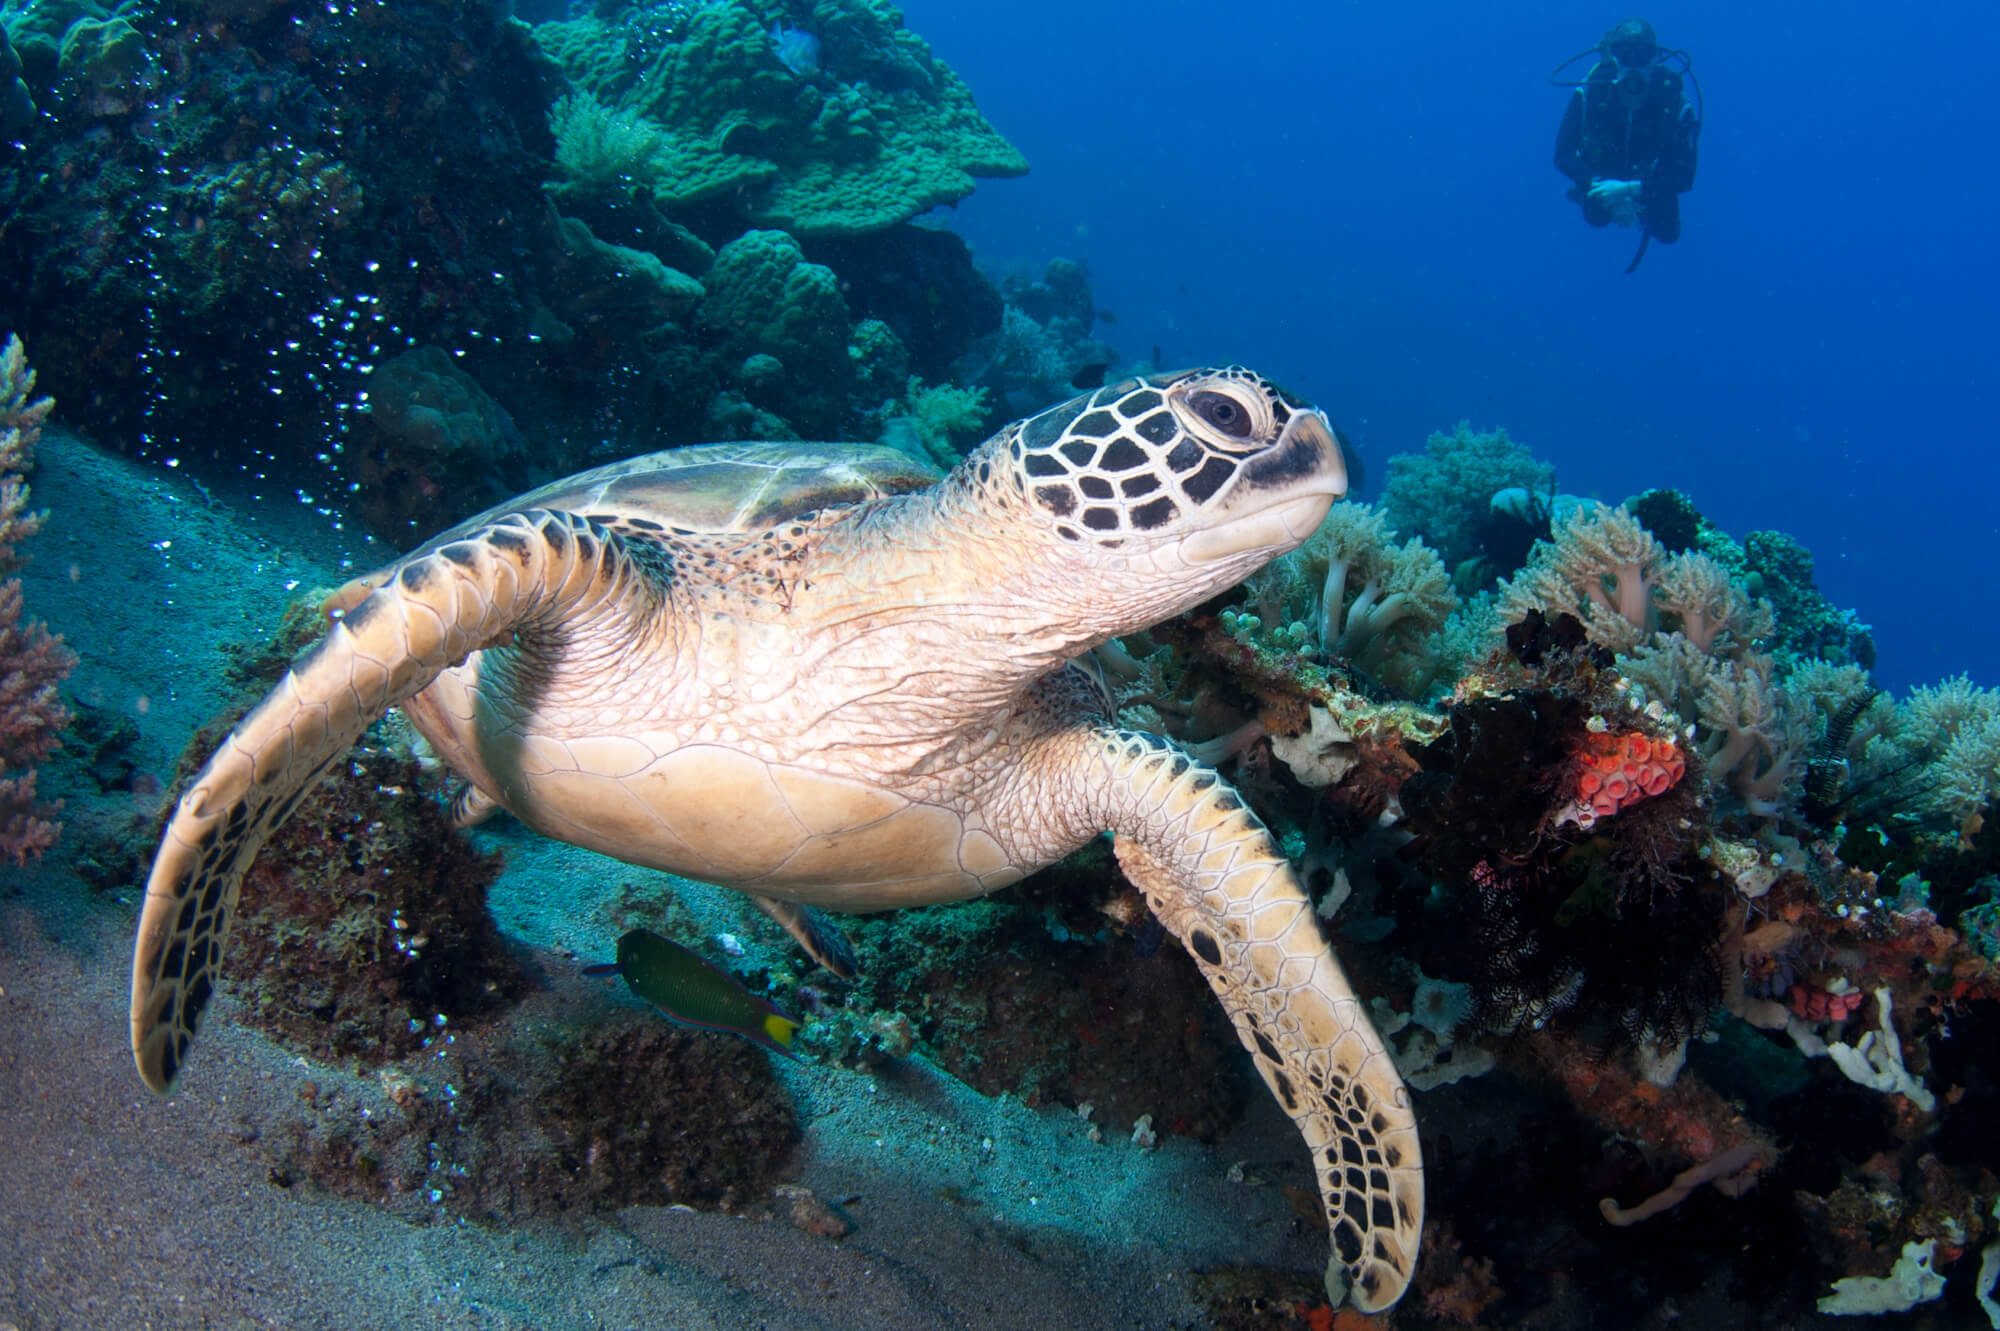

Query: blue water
[[909, 1, 2000, 693]]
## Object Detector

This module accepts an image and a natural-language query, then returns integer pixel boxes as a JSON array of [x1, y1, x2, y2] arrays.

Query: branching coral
[[0, 334, 73, 863]]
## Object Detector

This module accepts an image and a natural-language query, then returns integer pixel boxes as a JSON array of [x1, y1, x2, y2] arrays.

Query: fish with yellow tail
[[584, 928, 802, 1058]]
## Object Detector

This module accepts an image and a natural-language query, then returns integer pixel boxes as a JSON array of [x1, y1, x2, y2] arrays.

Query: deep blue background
[[903, 1, 2000, 693]]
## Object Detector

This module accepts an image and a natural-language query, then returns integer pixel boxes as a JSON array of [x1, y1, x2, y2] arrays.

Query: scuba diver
[[1552, 19, 1702, 272]]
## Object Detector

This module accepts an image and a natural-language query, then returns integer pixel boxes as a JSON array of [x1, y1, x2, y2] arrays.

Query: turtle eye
[[1188, 390, 1253, 439]]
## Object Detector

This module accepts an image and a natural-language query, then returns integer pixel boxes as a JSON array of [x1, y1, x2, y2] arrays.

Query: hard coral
[[355, 345, 528, 540], [698, 228, 854, 434], [1625, 486, 1704, 552]]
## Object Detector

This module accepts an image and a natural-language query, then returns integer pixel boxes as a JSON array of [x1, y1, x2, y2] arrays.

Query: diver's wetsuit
[[1555, 61, 1698, 243]]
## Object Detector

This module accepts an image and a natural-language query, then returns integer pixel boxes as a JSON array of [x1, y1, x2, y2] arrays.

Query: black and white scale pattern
[[1002, 367, 1315, 544]]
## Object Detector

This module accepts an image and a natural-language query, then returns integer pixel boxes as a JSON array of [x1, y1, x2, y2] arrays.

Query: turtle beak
[[1181, 409, 1346, 564]]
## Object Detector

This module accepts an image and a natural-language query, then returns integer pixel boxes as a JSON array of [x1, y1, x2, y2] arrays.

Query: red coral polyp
[[1559, 729, 1686, 829]]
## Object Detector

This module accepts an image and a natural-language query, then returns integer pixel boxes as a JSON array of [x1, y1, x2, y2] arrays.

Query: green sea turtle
[[129, 367, 1424, 1310]]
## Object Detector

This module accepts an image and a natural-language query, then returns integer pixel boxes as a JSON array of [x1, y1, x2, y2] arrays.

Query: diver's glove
[[1588, 178, 1644, 227]]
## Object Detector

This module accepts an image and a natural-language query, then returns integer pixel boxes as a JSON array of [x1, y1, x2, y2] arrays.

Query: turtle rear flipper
[[130, 510, 644, 1091], [1085, 728, 1423, 1314]]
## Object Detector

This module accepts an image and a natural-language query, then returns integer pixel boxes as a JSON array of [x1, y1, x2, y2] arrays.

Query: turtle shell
[[330, 442, 942, 610], [432, 441, 943, 544]]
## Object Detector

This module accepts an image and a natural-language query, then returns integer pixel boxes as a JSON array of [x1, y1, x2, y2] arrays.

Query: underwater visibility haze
[[1, 1, 1998, 1328]]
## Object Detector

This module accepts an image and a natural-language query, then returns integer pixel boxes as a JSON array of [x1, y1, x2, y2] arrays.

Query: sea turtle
[[129, 367, 1424, 1310]]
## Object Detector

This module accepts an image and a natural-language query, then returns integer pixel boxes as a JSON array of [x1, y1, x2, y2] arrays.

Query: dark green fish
[[584, 928, 801, 1057]]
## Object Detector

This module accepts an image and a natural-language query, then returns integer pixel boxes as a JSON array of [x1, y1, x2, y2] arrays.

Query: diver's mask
[[1605, 47, 1656, 108]]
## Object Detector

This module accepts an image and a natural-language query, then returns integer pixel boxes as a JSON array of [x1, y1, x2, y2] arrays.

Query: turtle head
[[994, 367, 1345, 612]]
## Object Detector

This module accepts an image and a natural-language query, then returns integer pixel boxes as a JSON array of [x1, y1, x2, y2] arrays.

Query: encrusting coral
[[0, 333, 74, 863]]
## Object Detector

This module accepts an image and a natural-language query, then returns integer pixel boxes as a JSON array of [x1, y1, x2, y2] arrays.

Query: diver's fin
[[753, 895, 858, 977], [130, 510, 648, 1092], [1625, 229, 1652, 274]]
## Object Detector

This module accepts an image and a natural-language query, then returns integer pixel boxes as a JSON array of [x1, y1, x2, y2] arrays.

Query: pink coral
[[1558, 728, 1686, 829], [0, 334, 75, 863]]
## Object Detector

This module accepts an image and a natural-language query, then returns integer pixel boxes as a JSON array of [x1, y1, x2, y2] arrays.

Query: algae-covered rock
[[228, 746, 525, 1066], [537, 0, 1025, 236], [355, 346, 526, 538], [805, 223, 1003, 378]]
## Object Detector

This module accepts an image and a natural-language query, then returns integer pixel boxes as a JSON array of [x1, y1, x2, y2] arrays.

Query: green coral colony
[[0, 0, 1996, 1324]]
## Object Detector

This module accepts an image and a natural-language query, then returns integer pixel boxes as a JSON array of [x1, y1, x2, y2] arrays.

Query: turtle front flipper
[[130, 510, 648, 1092], [1085, 728, 1422, 1313]]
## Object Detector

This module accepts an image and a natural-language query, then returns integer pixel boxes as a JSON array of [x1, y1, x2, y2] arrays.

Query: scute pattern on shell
[[424, 442, 943, 548]]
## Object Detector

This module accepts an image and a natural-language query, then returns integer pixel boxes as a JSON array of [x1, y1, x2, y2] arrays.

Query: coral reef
[[1394, 616, 1726, 1049], [4, 0, 1998, 1313], [697, 228, 854, 435], [0, 19, 35, 133], [0, 0, 565, 472], [804, 224, 1004, 381], [0, 334, 74, 862], [0, 0, 1029, 526]]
